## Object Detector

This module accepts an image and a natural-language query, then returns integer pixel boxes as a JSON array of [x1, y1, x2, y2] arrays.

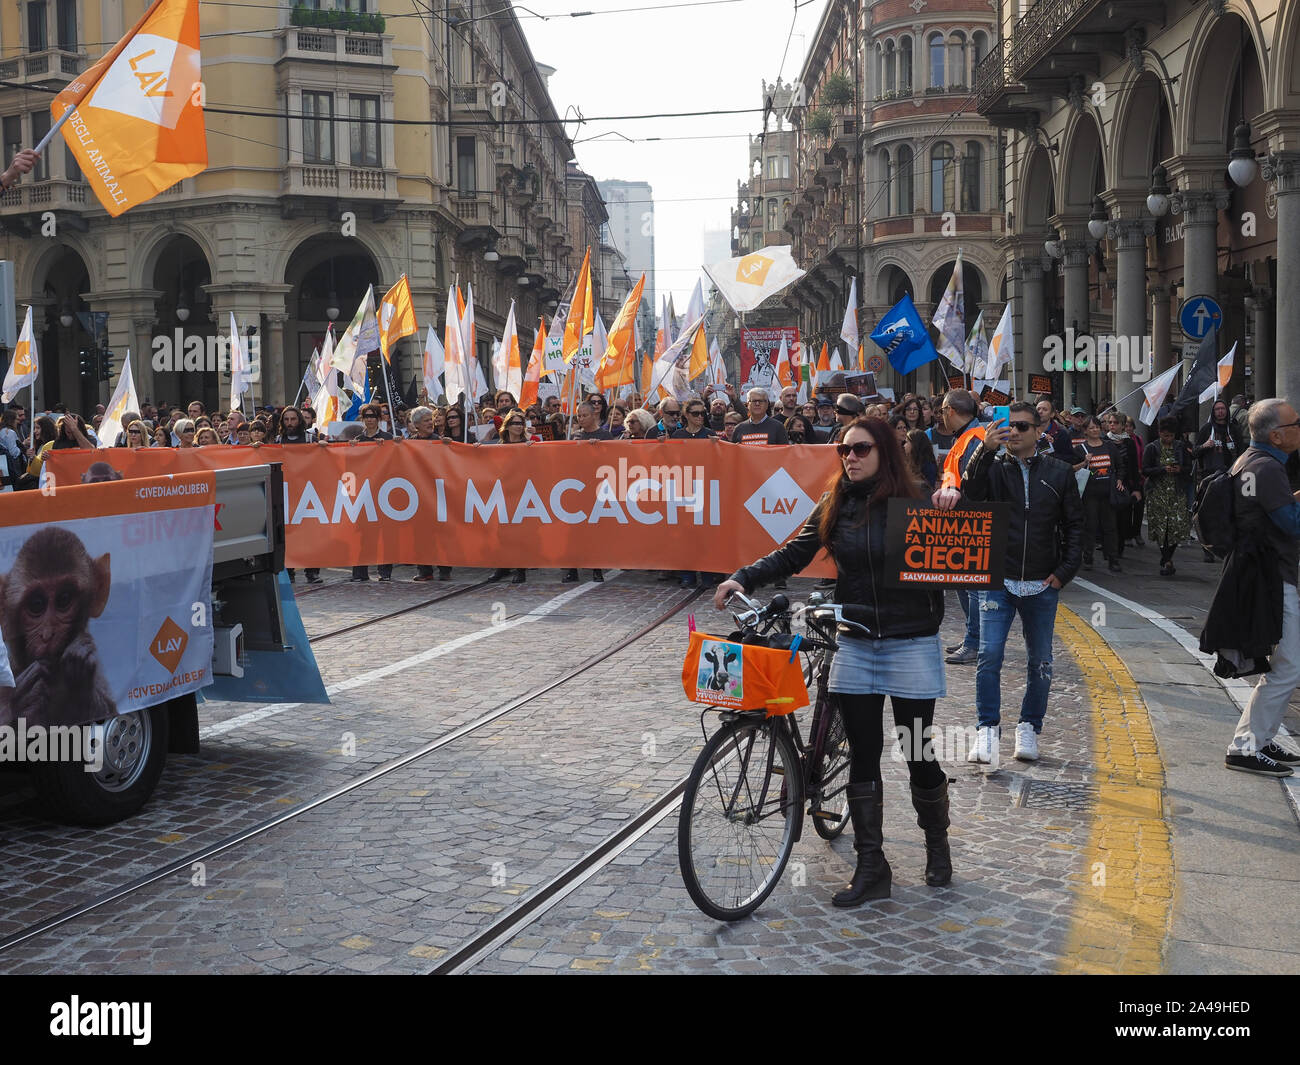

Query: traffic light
[[79, 348, 94, 377], [100, 349, 114, 382]]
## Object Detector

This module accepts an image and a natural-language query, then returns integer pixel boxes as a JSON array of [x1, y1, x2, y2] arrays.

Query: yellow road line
[[1055, 606, 1173, 974]]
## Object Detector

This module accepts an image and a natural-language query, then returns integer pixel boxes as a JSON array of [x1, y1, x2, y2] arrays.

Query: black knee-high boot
[[832, 780, 891, 906], [910, 779, 952, 886]]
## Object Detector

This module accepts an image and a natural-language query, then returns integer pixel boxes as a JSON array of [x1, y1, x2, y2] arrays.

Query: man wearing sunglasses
[[827, 394, 865, 444], [730, 388, 789, 446], [936, 401, 1083, 767]]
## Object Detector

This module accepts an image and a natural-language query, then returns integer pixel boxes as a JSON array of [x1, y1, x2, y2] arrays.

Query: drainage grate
[[1016, 780, 1098, 810]]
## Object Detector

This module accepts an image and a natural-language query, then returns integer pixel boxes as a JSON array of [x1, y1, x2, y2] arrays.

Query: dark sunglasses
[[836, 441, 874, 458], [1008, 420, 1036, 433], [685, 408, 705, 416]]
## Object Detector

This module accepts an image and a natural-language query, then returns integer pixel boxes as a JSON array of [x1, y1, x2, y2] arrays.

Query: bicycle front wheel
[[678, 717, 802, 921]]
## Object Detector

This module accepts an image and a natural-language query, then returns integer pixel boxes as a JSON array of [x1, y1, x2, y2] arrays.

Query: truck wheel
[[31, 706, 170, 826]]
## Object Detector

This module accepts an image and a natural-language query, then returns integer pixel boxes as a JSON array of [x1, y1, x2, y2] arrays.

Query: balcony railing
[[0, 179, 88, 212], [0, 48, 83, 84], [282, 162, 397, 199], [450, 84, 495, 122], [276, 26, 393, 66], [1009, 0, 1101, 80]]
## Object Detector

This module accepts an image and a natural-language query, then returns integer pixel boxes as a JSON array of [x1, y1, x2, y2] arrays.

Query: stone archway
[[28, 245, 92, 414], [148, 236, 216, 414]]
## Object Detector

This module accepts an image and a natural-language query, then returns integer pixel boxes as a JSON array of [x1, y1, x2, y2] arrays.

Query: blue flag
[[870, 294, 940, 376]]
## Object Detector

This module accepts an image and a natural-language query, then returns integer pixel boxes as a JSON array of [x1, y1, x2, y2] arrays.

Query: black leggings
[[837, 693, 945, 789]]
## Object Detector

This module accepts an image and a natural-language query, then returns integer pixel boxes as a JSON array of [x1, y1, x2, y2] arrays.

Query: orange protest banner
[[0, 469, 214, 526], [46, 443, 839, 575]]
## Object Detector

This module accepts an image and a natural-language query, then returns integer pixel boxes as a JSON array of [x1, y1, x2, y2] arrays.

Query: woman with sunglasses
[[442, 405, 469, 443], [669, 400, 715, 439], [487, 411, 537, 584], [715, 416, 949, 906], [124, 420, 150, 451]]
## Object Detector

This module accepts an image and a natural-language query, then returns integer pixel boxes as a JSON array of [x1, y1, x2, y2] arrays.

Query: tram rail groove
[[304, 577, 496, 642], [0, 586, 704, 958]]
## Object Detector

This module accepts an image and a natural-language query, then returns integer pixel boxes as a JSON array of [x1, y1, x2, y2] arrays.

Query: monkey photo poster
[[0, 471, 216, 729], [883, 500, 1009, 588]]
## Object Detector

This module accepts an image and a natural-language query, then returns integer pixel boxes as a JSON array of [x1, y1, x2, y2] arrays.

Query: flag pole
[[1096, 359, 1188, 420], [33, 109, 74, 155]]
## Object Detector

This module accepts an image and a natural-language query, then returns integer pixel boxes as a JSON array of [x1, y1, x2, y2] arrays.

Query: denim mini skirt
[[827, 633, 947, 699]]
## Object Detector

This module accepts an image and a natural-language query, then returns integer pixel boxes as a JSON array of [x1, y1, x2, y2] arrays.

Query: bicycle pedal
[[809, 809, 839, 820]]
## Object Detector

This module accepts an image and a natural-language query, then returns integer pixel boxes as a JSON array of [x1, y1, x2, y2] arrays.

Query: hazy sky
[[523, 0, 828, 309]]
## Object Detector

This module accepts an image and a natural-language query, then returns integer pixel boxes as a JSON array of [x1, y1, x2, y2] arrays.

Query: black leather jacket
[[728, 478, 943, 638], [960, 445, 1084, 586]]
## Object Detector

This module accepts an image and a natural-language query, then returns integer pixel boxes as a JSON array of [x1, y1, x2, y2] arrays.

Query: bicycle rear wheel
[[810, 696, 852, 840], [678, 717, 802, 921]]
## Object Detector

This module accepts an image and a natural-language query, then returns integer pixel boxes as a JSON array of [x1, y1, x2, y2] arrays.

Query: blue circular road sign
[[1179, 295, 1223, 340]]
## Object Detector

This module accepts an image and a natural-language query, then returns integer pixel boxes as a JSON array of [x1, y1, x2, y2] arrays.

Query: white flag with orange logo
[[520, 319, 546, 409], [494, 300, 523, 398], [98, 355, 140, 448], [703, 245, 805, 313], [1, 306, 37, 402], [51, 0, 206, 217], [422, 324, 445, 402], [1200, 342, 1237, 404], [379, 275, 418, 364], [443, 286, 468, 404]]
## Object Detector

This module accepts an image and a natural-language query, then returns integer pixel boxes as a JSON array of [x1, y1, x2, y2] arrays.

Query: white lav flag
[[422, 324, 445, 402], [1199, 341, 1237, 404], [983, 302, 1014, 383], [98, 356, 140, 448], [840, 276, 859, 353], [1, 305, 37, 403], [1139, 363, 1182, 426], [703, 245, 806, 313], [648, 314, 706, 399], [228, 312, 251, 411], [932, 253, 966, 372]]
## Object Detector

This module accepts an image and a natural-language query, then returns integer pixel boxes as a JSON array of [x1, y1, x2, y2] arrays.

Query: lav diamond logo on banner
[[150, 616, 188, 674], [745, 468, 815, 544]]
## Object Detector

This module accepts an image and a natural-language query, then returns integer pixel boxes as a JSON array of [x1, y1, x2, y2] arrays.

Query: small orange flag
[[520, 318, 545, 409], [563, 248, 594, 364], [595, 275, 646, 391], [812, 342, 830, 397], [379, 275, 418, 364], [52, 0, 207, 217]]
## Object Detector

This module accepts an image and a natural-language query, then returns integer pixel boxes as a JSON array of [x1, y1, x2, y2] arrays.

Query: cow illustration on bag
[[696, 639, 743, 704]]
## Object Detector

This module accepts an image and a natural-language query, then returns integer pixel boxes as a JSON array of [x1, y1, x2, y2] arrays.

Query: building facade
[[978, 0, 1300, 416], [597, 178, 655, 344], [0, 0, 594, 413], [782, 0, 1003, 393]]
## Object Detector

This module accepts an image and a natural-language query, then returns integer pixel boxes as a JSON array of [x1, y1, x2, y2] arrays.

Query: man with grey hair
[[1222, 397, 1300, 776], [730, 388, 789, 446]]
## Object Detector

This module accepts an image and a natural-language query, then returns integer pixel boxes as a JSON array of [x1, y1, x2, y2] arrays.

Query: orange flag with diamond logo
[[51, 0, 207, 217]]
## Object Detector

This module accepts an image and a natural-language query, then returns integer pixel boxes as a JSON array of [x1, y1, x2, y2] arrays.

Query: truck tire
[[31, 706, 170, 826]]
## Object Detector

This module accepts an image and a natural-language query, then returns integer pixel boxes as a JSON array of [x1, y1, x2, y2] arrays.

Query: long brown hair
[[817, 416, 924, 546]]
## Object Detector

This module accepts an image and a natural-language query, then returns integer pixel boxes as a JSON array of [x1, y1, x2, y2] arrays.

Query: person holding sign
[[714, 417, 949, 905], [936, 402, 1084, 766]]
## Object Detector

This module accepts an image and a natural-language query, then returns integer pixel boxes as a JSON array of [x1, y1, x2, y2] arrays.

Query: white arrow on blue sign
[[1179, 295, 1223, 340]]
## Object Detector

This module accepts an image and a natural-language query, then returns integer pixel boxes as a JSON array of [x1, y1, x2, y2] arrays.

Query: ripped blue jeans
[[974, 584, 1059, 733]]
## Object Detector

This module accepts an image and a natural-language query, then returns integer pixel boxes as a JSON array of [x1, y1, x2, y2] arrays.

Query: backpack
[[1193, 469, 1237, 559]]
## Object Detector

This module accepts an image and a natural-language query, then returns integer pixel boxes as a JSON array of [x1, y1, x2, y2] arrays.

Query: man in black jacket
[[942, 401, 1084, 768]]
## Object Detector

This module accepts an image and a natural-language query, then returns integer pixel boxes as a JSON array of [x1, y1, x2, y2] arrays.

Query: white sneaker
[[1014, 722, 1040, 761], [968, 725, 998, 764]]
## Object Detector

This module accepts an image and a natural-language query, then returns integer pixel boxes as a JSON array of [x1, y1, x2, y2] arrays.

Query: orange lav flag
[[594, 274, 645, 391], [51, 0, 206, 217], [379, 275, 418, 363]]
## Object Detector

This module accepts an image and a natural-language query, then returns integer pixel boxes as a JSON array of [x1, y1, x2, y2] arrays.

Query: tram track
[[0, 585, 705, 958], [302, 577, 496, 642]]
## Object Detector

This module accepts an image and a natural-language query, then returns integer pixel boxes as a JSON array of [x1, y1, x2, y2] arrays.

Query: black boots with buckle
[[832, 781, 892, 906]]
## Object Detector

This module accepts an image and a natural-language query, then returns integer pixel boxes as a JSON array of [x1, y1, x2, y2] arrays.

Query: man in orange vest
[[934, 390, 986, 664]]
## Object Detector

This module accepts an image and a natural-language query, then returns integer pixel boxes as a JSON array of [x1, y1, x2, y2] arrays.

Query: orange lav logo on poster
[[150, 617, 188, 673]]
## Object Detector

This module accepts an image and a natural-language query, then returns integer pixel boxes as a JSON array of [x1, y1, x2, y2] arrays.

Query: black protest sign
[[884, 499, 1009, 588]]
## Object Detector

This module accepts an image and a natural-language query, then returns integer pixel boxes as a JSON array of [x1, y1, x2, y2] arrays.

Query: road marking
[[1073, 578, 1300, 827], [200, 574, 620, 740], [1055, 606, 1173, 975]]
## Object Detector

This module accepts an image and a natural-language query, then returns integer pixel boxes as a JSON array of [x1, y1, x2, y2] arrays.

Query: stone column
[[265, 313, 289, 405], [1015, 256, 1046, 388], [1150, 284, 1173, 375], [1263, 152, 1300, 403], [1109, 218, 1154, 420], [1061, 240, 1092, 411], [1249, 290, 1274, 400], [1174, 188, 1230, 315]]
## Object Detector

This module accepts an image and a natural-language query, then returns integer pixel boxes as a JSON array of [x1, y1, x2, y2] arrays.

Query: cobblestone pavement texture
[[2, 549, 1296, 974]]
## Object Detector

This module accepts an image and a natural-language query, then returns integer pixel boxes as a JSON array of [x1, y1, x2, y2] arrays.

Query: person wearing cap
[[813, 396, 839, 442], [827, 394, 865, 444]]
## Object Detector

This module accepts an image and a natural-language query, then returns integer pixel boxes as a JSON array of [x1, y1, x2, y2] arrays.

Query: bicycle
[[677, 589, 861, 921]]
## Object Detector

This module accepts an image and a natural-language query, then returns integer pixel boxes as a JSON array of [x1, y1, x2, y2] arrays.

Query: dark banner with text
[[884, 500, 1008, 588]]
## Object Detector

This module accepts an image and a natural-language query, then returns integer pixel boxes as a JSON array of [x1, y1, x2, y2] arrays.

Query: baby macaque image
[[0, 527, 117, 728]]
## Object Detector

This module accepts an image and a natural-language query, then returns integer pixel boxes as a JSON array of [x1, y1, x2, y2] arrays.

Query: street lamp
[[1146, 164, 1171, 217], [1087, 196, 1108, 240], [59, 302, 73, 329], [1228, 120, 1259, 187], [1044, 236, 1062, 258], [326, 291, 340, 321], [484, 243, 500, 263]]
